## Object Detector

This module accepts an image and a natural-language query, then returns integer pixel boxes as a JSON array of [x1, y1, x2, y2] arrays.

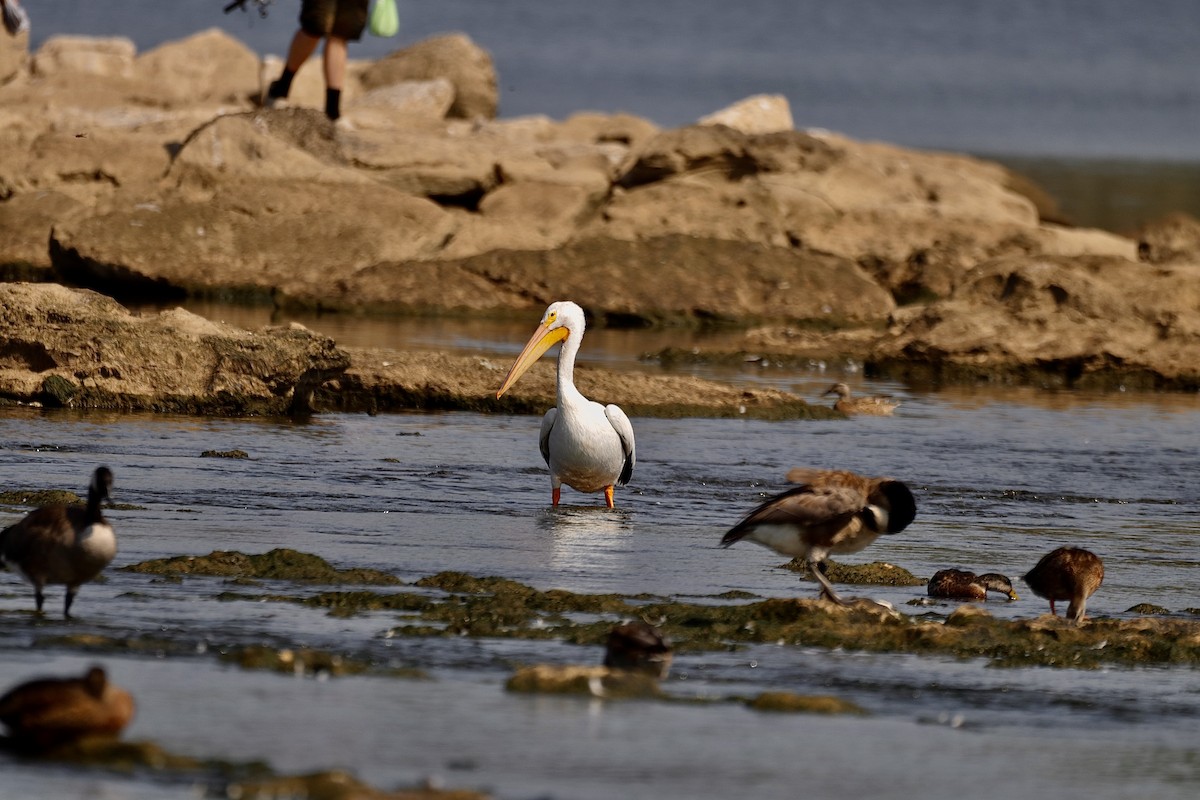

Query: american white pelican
[[0, 466, 116, 618], [1022, 546, 1104, 624], [720, 467, 916, 605], [496, 301, 635, 508], [823, 383, 899, 416]]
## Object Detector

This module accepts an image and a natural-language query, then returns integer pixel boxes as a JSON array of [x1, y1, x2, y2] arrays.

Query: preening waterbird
[[1023, 546, 1104, 624], [721, 468, 917, 605], [0, 665, 134, 751], [927, 569, 1019, 601], [824, 383, 899, 416], [495, 301, 636, 508], [604, 620, 673, 679], [0, 466, 116, 618]]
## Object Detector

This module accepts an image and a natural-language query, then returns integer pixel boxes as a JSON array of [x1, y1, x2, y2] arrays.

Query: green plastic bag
[[368, 0, 399, 38]]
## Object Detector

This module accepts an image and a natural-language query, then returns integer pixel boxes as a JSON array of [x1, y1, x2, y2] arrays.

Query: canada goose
[[927, 569, 1019, 601], [0, 665, 134, 751], [1023, 546, 1104, 624], [0, 466, 116, 618], [824, 383, 899, 416], [721, 468, 917, 605], [496, 301, 636, 508], [603, 620, 673, 679]]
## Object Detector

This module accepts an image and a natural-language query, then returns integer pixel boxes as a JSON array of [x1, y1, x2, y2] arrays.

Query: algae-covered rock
[[0, 737, 481, 799], [945, 605, 993, 626], [784, 559, 924, 586], [1125, 603, 1170, 616], [122, 549, 401, 586], [506, 665, 663, 699], [223, 768, 490, 800], [0, 488, 82, 507], [200, 449, 249, 459], [746, 691, 867, 715], [98, 568, 1200, 670]]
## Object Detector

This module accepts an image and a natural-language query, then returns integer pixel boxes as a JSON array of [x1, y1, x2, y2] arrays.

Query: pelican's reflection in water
[[538, 506, 636, 579]]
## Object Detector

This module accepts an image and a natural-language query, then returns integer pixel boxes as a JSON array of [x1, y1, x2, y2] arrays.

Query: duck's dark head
[[977, 573, 1019, 600], [82, 666, 108, 697]]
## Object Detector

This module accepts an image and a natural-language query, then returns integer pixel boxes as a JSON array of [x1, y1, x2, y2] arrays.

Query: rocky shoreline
[[2, 28, 1199, 415]]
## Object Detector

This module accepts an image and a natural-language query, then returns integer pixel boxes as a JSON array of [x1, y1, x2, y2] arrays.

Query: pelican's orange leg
[[603, 485, 615, 508], [552, 487, 561, 507]]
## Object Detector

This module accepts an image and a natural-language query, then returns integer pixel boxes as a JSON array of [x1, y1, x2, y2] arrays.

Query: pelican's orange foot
[[552, 487, 561, 507], [604, 485, 615, 508]]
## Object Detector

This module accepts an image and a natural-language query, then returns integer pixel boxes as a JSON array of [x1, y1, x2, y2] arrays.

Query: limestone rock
[[0, 283, 350, 414], [168, 109, 370, 185], [132, 27, 261, 107], [1137, 212, 1200, 264], [329, 235, 895, 324], [0, 190, 85, 276], [343, 78, 456, 129], [358, 33, 497, 120], [873, 254, 1200, 389], [32, 35, 135, 78], [0, 25, 27, 84], [698, 93, 795, 134], [50, 177, 457, 305]]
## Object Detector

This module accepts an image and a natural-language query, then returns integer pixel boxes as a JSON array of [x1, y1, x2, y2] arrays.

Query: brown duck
[[1023, 546, 1104, 624], [603, 620, 673, 679], [720, 468, 917, 605], [824, 383, 899, 416], [0, 466, 116, 618], [0, 665, 135, 751], [927, 569, 1019, 601]]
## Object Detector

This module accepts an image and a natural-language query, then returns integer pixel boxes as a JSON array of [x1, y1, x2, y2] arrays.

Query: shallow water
[[1, 322, 1199, 799]]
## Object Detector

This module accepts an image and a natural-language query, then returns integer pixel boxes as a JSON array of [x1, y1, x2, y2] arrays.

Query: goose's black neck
[[85, 468, 112, 525]]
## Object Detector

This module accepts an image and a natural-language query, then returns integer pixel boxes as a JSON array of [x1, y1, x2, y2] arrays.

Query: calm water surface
[[1, 314, 1198, 799]]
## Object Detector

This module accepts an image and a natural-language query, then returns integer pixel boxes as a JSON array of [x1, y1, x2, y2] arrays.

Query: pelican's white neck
[[556, 323, 587, 407]]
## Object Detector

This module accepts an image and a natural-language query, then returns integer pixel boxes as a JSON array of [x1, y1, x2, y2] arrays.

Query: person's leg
[[268, 29, 322, 101], [322, 36, 348, 119]]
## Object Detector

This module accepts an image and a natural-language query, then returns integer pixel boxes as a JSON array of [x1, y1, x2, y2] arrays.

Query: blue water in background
[[20, 0, 1200, 161]]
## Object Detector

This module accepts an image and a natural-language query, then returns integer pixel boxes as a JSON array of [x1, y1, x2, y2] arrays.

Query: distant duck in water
[[604, 620, 673, 679], [927, 569, 1019, 601], [0, 665, 135, 751], [1023, 546, 1104, 624], [0, 466, 116, 618], [721, 467, 917, 605], [823, 383, 899, 416]]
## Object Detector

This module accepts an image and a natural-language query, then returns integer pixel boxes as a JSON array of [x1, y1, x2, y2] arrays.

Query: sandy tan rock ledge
[[319, 347, 836, 419], [0, 283, 829, 419], [2, 29, 1198, 391]]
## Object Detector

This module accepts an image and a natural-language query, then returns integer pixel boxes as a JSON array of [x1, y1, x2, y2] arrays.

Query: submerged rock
[[746, 691, 866, 715], [506, 665, 663, 699]]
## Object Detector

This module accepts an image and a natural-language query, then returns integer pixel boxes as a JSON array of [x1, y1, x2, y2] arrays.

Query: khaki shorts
[[300, 0, 370, 41]]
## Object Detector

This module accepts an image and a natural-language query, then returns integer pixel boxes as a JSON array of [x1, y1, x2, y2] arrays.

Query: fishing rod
[[222, 0, 274, 18]]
